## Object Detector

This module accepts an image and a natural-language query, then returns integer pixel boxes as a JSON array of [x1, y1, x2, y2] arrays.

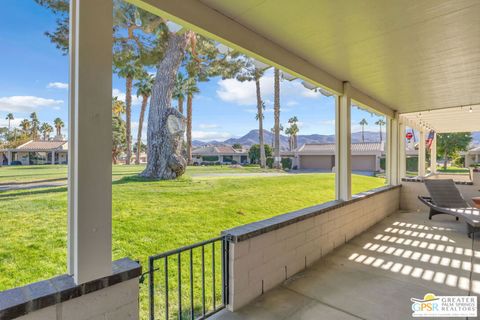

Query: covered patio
[[213, 210, 479, 320], [2, 0, 480, 320]]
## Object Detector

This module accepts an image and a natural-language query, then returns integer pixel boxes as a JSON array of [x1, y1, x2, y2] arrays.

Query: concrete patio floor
[[214, 210, 480, 320]]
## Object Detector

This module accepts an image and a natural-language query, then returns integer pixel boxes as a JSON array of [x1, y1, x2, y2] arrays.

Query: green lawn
[[0, 165, 385, 318]]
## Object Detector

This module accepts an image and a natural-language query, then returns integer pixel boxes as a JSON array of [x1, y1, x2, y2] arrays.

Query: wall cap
[[0, 258, 141, 320], [222, 185, 401, 242]]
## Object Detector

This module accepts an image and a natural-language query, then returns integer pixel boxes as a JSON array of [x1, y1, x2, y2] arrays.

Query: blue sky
[[0, 0, 385, 142]]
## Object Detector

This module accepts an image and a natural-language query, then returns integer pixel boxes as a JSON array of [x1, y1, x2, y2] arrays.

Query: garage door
[[299, 155, 334, 170], [351, 155, 376, 171]]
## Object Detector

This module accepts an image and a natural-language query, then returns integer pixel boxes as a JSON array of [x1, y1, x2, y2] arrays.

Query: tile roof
[[192, 145, 248, 155], [17, 140, 68, 151], [296, 142, 384, 154]]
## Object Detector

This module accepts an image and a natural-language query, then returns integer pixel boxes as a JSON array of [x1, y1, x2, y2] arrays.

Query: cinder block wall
[[227, 187, 400, 311], [400, 180, 478, 211], [16, 279, 139, 320]]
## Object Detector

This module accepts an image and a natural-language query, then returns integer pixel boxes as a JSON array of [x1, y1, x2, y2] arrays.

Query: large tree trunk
[[362, 127, 365, 142], [273, 68, 281, 169], [186, 94, 193, 165], [125, 76, 133, 165], [135, 95, 148, 165], [255, 77, 266, 168], [379, 127, 382, 142], [140, 32, 191, 180], [178, 96, 184, 115]]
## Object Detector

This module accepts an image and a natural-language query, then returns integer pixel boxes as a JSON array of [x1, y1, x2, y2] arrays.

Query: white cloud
[[192, 131, 232, 141], [286, 100, 299, 107], [301, 89, 322, 99], [198, 123, 220, 129], [216, 68, 325, 108], [47, 82, 69, 89], [0, 96, 64, 112], [216, 76, 274, 106], [112, 88, 142, 106]]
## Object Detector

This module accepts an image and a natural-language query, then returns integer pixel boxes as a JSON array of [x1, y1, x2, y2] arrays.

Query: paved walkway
[[0, 180, 66, 191], [213, 210, 479, 320]]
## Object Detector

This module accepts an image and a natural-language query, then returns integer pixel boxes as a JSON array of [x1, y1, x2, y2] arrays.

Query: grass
[[0, 164, 385, 318], [436, 166, 469, 174]]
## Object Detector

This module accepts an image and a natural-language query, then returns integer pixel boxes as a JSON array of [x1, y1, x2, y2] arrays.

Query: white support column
[[430, 133, 437, 174], [69, 0, 113, 284], [6, 151, 12, 165], [386, 114, 399, 185], [398, 122, 406, 180], [418, 130, 426, 177], [335, 82, 352, 200]]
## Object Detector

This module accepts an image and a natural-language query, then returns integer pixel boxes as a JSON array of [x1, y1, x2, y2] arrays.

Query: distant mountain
[[193, 129, 385, 149]]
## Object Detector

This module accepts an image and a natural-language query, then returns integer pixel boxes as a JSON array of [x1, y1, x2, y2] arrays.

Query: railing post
[[149, 258, 155, 320]]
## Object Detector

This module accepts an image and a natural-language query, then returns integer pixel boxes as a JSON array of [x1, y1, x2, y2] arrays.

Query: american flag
[[426, 130, 435, 150]]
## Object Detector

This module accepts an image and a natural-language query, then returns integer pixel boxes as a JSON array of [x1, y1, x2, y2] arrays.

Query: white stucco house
[[465, 146, 480, 167], [192, 145, 250, 164], [0, 140, 68, 165]]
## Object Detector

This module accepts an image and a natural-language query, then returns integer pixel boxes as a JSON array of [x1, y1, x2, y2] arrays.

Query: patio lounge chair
[[418, 179, 480, 238]]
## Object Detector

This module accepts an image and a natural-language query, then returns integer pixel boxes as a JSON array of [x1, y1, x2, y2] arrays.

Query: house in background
[[293, 142, 384, 172], [465, 146, 480, 167], [192, 145, 250, 165], [0, 140, 68, 165], [293, 142, 418, 173]]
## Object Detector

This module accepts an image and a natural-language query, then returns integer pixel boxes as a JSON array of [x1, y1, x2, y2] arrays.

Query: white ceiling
[[200, 0, 480, 114], [401, 104, 480, 133]]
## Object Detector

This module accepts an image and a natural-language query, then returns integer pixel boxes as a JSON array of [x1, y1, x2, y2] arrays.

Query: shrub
[[380, 157, 386, 170], [406, 156, 418, 172], [281, 157, 292, 169], [202, 156, 219, 162], [266, 157, 274, 168]]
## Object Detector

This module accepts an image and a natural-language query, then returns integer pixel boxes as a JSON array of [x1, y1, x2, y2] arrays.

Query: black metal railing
[[145, 236, 230, 320]]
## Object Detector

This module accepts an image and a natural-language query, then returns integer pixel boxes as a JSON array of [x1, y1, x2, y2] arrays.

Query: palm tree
[[173, 73, 187, 115], [375, 119, 386, 142], [115, 57, 143, 165], [40, 122, 53, 140], [134, 73, 154, 164], [273, 68, 282, 168], [288, 116, 299, 150], [53, 117, 64, 137], [112, 97, 126, 116], [20, 119, 30, 135], [5, 113, 14, 131], [185, 77, 200, 164], [359, 118, 368, 142], [30, 112, 40, 140]]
